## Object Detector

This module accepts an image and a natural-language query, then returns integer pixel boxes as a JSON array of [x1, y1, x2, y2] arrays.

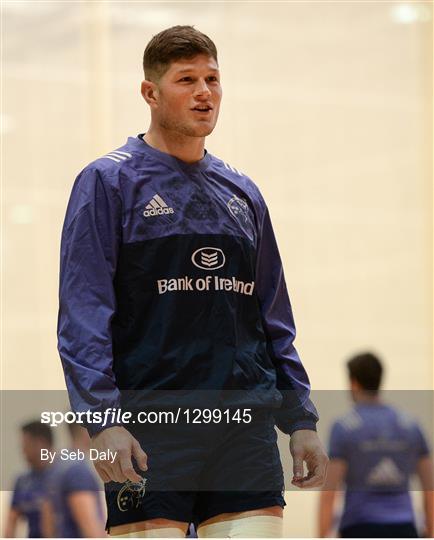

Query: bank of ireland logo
[[227, 194, 249, 223], [191, 247, 225, 270]]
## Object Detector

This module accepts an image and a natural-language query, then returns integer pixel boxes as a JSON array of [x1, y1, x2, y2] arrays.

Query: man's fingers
[[98, 468, 111, 483], [290, 431, 329, 489], [306, 454, 328, 486], [292, 454, 304, 481], [95, 462, 111, 483], [297, 474, 324, 488], [119, 450, 142, 483], [91, 426, 148, 483], [99, 459, 125, 483], [132, 439, 148, 472], [112, 460, 129, 483], [295, 455, 328, 488], [297, 470, 323, 488]]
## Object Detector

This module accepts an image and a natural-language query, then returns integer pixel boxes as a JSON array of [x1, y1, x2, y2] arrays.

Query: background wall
[[1, 1, 432, 537]]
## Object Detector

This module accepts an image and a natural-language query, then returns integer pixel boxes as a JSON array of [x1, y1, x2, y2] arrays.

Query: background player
[[41, 421, 106, 538], [4, 421, 54, 538], [58, 25, 328, 537], [318, 352, 433, 538]]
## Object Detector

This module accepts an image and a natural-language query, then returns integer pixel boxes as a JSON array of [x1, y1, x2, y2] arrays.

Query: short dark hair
[[347, 352, 383, 393], [21, 420, 53, 446], [143, 25, 218, 82]]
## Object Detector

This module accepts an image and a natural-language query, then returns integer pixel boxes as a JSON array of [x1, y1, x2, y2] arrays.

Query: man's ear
[[349, 378, 360, 393], [141, 80, 159, 108]]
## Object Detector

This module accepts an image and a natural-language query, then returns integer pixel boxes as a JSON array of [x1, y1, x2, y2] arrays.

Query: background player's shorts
[[340, 522, 419, 538], [105, 409, 286, 531]]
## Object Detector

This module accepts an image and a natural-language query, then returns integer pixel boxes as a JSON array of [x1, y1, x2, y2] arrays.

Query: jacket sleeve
[[57, 167, 122, 436], [254, 194, 319, 435]]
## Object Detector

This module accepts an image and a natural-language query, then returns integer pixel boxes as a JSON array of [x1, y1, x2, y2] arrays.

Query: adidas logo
[[143, 194, 175, 218], [366, 458, 404, 486]]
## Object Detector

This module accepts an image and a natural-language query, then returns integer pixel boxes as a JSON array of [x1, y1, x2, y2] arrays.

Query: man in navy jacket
[[58, 25, 328, 537]]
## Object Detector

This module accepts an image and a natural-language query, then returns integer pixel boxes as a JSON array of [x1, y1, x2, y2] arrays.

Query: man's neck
[[354, 392, 381, 405], [144, 127, 205, 164]]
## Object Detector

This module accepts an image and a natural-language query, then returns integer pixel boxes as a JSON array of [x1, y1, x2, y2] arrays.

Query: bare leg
[[110, 518, 189, 537]]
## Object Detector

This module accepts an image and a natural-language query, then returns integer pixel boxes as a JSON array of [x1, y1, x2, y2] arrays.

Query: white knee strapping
[[197, 515, 283, 538], [112, 527, 186, 538]]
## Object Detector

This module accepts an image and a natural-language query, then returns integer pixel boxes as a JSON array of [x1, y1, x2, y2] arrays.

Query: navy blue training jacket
[[57, 134, 318, 436]]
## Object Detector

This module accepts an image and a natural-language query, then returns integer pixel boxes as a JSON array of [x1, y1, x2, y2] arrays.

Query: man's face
[[151, 54, 222, 138]]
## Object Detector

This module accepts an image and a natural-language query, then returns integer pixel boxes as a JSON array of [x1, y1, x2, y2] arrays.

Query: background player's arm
[[317, 459, 347, 537], [67, 491, 107, 537], [3, 507, 20, 538], [416, 455, 434, 538], [5, 480, 25, 538], [41, 499, 56, 538]]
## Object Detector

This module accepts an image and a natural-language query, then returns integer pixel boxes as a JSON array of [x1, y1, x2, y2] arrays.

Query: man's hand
[[91, 426, 147, 484], [290, 429, 328, 488]]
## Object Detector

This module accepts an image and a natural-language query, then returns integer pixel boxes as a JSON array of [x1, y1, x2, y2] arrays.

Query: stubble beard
[[159, 114, 215, 140]]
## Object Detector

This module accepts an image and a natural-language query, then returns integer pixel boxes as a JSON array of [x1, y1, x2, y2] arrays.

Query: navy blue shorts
[[340, 522, 418, 538], [105, 410, 285, 530]]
